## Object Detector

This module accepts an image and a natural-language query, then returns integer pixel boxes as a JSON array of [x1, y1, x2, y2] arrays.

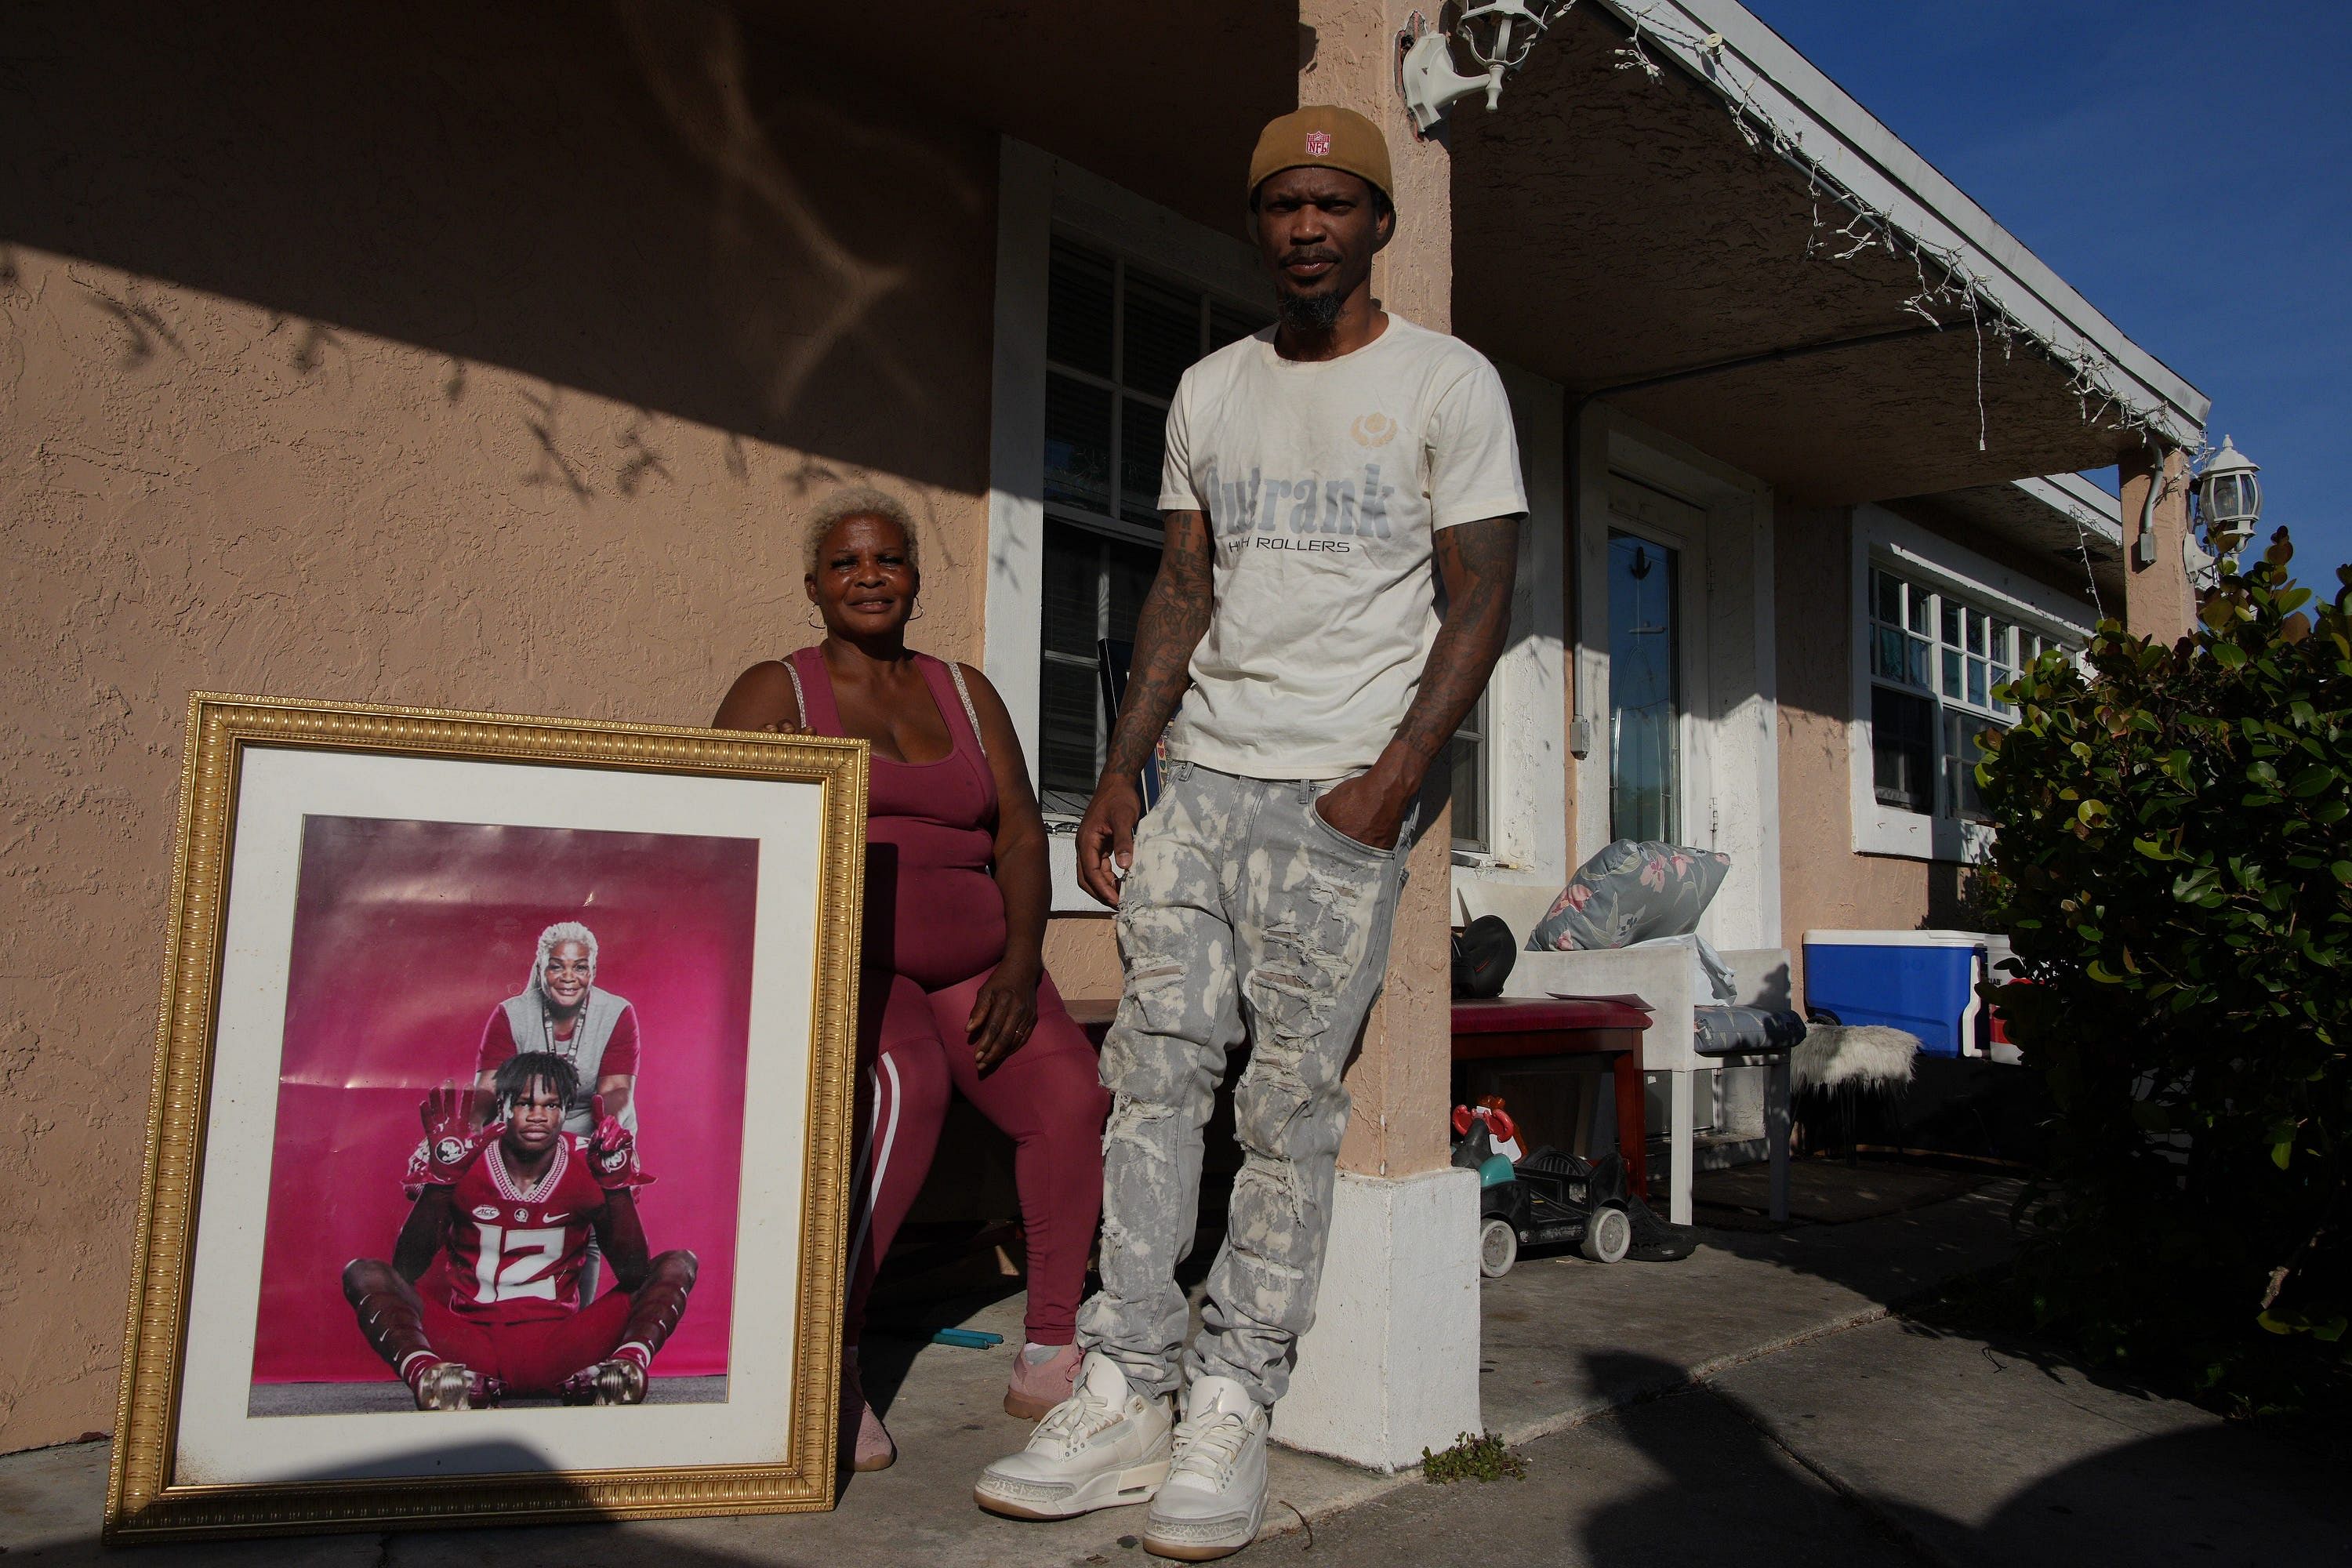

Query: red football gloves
[[585, 1094, 653, 1189], [412, 1080, 495, 1187]]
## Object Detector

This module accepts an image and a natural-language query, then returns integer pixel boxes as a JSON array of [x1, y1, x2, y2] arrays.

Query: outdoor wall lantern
[[2192, 434, 2262, 554], [1399, 1, 1576, 134]]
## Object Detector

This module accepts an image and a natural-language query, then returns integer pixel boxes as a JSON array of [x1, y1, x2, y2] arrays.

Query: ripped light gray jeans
[[1075, 760, 1413, 1407]]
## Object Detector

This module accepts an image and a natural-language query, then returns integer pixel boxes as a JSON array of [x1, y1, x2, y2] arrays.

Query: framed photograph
[[106, 695, 868, 1540]]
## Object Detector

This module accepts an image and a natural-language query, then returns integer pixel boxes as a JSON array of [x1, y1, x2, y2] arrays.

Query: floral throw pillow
[[1525, 840, 1733, 952]]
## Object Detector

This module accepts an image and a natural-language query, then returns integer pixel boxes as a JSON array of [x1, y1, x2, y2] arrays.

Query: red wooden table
[[1452, 996, 1652, 1197]]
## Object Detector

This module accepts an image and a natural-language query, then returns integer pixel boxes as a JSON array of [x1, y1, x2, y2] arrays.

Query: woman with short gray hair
[[717, 488, 1109, 1477], [474, 920, 641, 1136]]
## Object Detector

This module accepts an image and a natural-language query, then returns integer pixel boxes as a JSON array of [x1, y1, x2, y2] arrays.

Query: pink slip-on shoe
[[1004, 1341, 1084, 1419]]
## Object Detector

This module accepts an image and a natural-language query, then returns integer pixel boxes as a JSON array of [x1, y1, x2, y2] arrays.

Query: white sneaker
[[973, 1350, 1174, 1520], [1140, 1376, 1268, 1561]]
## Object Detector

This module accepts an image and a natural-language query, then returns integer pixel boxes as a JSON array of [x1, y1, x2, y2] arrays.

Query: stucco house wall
[[0, 9, 1012, 1452], [1775, 498, 1969, 995], [1773, 495, 2103, 999], [0, 0, 2195, 1461]]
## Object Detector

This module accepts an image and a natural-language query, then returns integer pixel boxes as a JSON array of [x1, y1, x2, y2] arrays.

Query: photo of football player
[[471, 920, 644, 1304], [341, 1051, 697, 1410]]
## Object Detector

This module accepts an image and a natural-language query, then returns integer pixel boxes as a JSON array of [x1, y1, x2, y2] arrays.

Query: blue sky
[[1752, 1, 2351, 583]]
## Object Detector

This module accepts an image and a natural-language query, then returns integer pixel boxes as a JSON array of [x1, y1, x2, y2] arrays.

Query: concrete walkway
[[18, 1178, 2332, 1566], [1295, 1312, 2348, 1566]]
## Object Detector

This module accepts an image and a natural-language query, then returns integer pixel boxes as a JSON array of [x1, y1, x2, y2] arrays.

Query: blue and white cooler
[[1802, 930, 1995, 1059]]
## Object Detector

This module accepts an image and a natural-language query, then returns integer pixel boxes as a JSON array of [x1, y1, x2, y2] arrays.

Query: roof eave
[[1590, 0, 2212, 448], [2018, 472, 2125, 547]]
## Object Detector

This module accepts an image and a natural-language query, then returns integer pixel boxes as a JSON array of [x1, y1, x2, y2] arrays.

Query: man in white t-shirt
[[978, 106, 1524, 1559]]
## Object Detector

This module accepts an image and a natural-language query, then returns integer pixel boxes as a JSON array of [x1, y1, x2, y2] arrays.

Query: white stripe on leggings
[[845, 1054, 902, 1282], [845, 1060, 886, 1216]]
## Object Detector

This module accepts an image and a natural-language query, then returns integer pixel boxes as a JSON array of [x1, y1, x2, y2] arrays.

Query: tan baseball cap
[[1247, 106, 1394, 206]]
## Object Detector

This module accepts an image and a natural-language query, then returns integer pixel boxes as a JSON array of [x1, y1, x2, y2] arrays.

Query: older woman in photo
[[715, 488, 1109, 1474], [476, 920, 641, 1135], [472, 920, 644, 1303]]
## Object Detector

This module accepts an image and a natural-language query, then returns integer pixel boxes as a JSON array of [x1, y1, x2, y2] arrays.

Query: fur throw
[[1791, 1023, 1920, 1094]]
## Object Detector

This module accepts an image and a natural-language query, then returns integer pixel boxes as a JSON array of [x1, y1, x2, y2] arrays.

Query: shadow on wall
[[1923, 859, 1987, 929], [0, 0, 991, 490]]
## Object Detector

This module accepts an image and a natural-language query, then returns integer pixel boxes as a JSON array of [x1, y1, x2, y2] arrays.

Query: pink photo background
[[250, 816, 759, 1384]]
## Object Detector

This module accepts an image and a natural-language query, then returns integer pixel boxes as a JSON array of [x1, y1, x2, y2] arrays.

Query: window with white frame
[[1448, 694, 1489, 854], [1038, 237, 1267, 817], [1867, 564, 2068, 824]]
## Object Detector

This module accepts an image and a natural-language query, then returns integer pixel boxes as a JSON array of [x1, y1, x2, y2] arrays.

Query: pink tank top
[[790, 648, 1007, 990]]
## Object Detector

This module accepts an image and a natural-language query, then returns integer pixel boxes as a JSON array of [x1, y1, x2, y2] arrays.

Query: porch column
[[1276, 0, 1482, 1472], [2122, 444, 2196, 643]]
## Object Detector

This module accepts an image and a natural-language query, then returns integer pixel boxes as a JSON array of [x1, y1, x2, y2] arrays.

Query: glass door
[[1607, 530, 1681, 843]]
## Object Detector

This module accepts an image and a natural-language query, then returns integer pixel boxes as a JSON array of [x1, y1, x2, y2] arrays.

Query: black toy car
[[1453, 1123, 1632, 1277]]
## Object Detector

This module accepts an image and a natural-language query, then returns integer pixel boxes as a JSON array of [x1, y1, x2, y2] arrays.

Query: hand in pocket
[[1312, 772, 1403, 851]]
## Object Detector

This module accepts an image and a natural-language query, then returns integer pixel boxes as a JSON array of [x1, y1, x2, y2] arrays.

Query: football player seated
[[342, 1051, 696, 1410]]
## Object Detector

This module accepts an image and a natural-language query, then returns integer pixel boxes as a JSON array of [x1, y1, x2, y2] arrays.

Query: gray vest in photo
[[500, 985, 637, 1134]]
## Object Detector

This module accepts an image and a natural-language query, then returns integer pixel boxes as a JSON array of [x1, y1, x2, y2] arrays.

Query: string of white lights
[[1592, 2, 2195, 460], [1602, 2, 2223, 610], [1423, 1, 2210, 610], [2070, 513, 2108, 622]]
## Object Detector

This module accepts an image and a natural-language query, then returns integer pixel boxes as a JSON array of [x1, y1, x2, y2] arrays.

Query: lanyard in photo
[[543, 1009, 588, 1106]]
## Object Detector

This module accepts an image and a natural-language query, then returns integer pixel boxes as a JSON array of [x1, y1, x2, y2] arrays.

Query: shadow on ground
[[1608, 1342, 2345, 1568], [1293, 1338, 2350, 1568]]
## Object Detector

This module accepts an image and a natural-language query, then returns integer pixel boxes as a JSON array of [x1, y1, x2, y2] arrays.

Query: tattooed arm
[[1075, 509, 1215, 906], [1315, 514, 1521, 851]]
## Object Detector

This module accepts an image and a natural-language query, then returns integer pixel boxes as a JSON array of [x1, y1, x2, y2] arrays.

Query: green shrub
[[1974, 530, 2349, 1414]]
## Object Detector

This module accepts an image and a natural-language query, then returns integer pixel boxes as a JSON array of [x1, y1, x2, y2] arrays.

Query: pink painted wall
[[1774, 497, 2114, 996], [2122, 447, 2198, 644], [1043, 918, 1123, 1005], [1303, 0, 1461, 1180], [0, 5, 1000, 1450], [1775, 499, 1977, 999]]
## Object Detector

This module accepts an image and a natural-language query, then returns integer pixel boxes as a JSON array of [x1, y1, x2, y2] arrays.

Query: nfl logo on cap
[[1247, 107, 1395, 209]]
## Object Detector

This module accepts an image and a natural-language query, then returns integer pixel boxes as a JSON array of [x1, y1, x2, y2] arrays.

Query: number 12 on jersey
[[470, 1223, 566, 1304]]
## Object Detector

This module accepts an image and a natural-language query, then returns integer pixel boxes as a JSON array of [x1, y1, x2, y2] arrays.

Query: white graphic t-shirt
[[1157, 315, 1526, 779]]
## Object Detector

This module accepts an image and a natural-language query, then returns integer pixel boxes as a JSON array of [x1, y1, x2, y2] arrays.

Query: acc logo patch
[[1305, 130, 1332, 158], [1350, 412, 1398, 447], [434, 1136, 468, 1166], [472, 1205, 500, 1221]]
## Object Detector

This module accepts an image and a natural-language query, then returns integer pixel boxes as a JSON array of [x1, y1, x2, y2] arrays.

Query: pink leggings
[[843, 964, 1108, 1347]]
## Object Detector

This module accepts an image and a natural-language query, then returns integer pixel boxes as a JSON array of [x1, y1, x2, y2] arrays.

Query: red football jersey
[[439, 1133, 609, 1324]]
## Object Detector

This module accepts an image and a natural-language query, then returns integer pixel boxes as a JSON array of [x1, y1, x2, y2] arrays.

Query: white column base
[[1272, 1165, 1481, 1472]]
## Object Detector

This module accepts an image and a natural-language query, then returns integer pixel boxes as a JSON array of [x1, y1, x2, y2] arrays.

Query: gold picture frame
[[106, 693, 868, 1541]]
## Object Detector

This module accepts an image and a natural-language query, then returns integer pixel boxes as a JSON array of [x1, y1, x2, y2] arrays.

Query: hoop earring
[[805, 611, 825, 630], [908, 601, 925, 622]]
